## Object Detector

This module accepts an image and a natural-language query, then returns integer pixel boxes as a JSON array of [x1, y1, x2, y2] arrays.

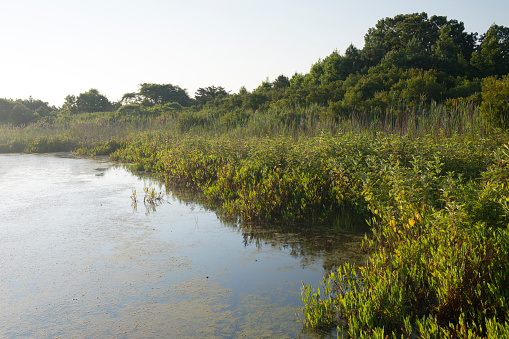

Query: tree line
[[1, 13, 508, 127]]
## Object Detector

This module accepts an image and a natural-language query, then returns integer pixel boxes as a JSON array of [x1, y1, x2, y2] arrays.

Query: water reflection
[[124, 166, 368, 272], [130, 189, 167, 215], [1, 154, 367, 338]]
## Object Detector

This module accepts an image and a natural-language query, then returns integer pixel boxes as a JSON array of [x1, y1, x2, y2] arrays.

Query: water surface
[[0, 153, 365, 338]]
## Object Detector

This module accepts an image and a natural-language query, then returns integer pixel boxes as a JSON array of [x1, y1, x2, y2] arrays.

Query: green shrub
[[480, 75, 509, 129]]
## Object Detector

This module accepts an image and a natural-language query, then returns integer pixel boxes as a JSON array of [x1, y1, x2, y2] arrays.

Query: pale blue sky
[[1, 0, 507, 106]]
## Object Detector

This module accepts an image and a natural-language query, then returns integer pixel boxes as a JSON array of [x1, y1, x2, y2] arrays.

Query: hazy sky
[[1, 0, 507, 107]]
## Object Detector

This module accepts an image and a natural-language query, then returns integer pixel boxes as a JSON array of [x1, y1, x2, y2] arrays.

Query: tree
[[0, 98, 36, 125], [254, 79, 273, 93], [238, 86, 248, 95], [431, 24, 466, 75], [377, 38, 432, 71], [120, 92, 141, 105], [17, 96, 54, 117], [363, 13, 437, 66], [194, 86, 229, 105], [241, 92, 268, 110], [362, 12, 475, 71], [471, 24, 509, 77], [272, 75, 290, 90], [75, 89, 113, 113], [137, 83, 191, 106], [308, 46, 364, 86], [62, 95, 78, 114], [395, 69, 446, 104], [0, 99, 14, 123], [11, 103, 35, 125], [62, 90, 113, 114]]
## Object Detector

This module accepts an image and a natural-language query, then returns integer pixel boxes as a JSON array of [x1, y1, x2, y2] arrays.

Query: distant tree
[[272, 75, 290, 90], [395, 69, 446, 104], [11, 103, 35, 125], [241, 92, 268, 110], [85, 89, 112, 112], [471, 24, 509, 77], [62, 89, 113, 114], [255, 79, 273, 93], [137, 83, 191, 107], [362, 12, 475, 71], [62, 95, 78, 114], [308, 46, 364, 86], [76, 89, 112, 113], [0, 98, 36, 125], [431, 24, 467, 75], [17, 96, 54, 117], [195, 86, 229, 105], [0, 99, 14, 123], [238, 86, 248, 95], [120, 92, 141, 105], [363, 13, 436, 66], [290, 73, 306, 88], [16, 96, 57, 118]]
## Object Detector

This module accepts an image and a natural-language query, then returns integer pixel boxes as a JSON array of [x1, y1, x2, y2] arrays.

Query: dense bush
[[480, 75, 509, 129]]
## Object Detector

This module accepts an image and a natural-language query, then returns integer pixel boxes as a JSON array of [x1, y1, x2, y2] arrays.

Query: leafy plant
[[143, 187, 164, 204]]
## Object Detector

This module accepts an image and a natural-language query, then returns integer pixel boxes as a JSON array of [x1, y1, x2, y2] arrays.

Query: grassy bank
[[1, 103, 508, 337]]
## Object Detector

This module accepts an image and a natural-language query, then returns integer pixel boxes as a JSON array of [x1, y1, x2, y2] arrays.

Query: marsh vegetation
[[2, 12, 509, 338]]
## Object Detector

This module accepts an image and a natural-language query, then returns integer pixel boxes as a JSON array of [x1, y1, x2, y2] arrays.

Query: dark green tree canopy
[[121, 83, 191, 107], [195, 86, 229, 105], [309, 46, 365, 85], [63, 89, 113, 114], [0, 98, 37, 125], [16, 96, 54, 117], [120, 92, 141, 105], [77, 89, 113, 113], [362, 12, 476, 68], [471, 24, 509, 77], [272, 75, 290, 90], [62, 95, 78, 114], [138, 83, 191, 107]]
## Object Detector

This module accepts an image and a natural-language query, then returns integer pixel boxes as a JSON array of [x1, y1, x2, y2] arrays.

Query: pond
[[0, 153, 366, 338]]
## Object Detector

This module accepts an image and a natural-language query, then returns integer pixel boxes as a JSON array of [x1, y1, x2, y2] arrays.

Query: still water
[[0, 153, 365, 338]]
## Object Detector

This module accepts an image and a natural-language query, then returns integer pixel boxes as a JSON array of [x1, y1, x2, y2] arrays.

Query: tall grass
[[0, 114, 178, 153], [0, 101, 491, 153]]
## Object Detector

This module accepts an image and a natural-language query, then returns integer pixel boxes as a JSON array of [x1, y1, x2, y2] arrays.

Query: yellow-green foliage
[[480, 75, 509, 129], [299, 142, 509, 338]]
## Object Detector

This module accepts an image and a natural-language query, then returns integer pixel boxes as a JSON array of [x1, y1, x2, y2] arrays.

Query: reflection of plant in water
[[143, 186, 163, 204], [144, 180, 367, 271], [130, 186, 165, 214]]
